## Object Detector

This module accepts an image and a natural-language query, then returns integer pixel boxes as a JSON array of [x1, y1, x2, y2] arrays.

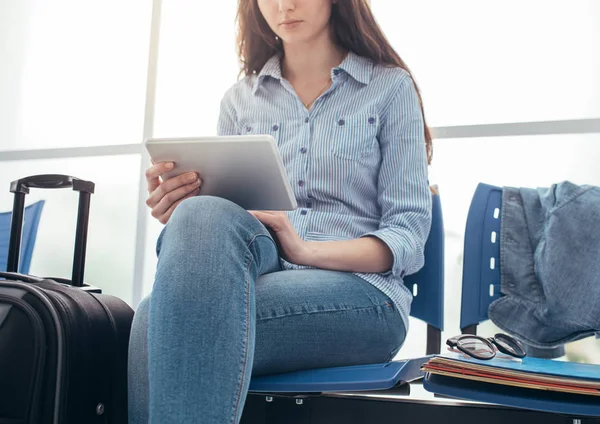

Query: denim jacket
[[488, 181, 600, 357]]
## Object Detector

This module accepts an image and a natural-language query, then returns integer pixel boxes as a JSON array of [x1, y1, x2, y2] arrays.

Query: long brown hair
[[236, 0, 433, 164]]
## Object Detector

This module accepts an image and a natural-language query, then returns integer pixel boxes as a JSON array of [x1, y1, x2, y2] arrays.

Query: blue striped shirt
[[217, 51, 432, 330]]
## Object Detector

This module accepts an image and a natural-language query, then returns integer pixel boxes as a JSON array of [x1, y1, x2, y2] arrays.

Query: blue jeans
[[128, 196, 406, 424]]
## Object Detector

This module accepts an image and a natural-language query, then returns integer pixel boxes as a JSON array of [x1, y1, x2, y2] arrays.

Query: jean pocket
[[331, 113, 378, 160]]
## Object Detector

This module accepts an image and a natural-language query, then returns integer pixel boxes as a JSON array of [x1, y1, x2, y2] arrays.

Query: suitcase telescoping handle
[[7, 174, 95, 287]]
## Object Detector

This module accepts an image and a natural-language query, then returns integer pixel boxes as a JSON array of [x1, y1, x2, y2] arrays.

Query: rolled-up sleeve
[[362, 75, 432, 278]]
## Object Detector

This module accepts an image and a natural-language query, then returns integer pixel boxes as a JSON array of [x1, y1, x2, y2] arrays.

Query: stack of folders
[[421, 352, 600, 397]]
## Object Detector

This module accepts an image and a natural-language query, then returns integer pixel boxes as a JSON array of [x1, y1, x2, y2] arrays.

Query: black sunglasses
[[446, 333, 527, 360]]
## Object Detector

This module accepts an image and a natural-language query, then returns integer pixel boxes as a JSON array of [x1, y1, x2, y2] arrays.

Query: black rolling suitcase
[[0, 174, 134, 424]]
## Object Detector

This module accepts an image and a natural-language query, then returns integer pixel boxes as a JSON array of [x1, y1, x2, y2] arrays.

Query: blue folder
[[434, 352, 600, 381], [423, 353, 600, 417]]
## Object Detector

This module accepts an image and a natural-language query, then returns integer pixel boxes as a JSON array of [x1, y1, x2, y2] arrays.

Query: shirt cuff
[[362, 228, 422, 278]]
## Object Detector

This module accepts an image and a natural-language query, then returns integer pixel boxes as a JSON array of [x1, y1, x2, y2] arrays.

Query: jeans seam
[[257, 303, 394, 322], [231, 249, 253, 424], [248, 232, 276, 251]]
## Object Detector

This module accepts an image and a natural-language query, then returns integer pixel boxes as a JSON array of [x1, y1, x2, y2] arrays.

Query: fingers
[[146, 171, 200, 209], [249, 210, 282, 230], [248, 210, 282, 216], [145, 161, 174, 194], [156, 189, 199, 224], [248, 210, 266, 220], [248, 210, 265, 222], [144, 161, 202, 224], [149, 176, 201, 219]]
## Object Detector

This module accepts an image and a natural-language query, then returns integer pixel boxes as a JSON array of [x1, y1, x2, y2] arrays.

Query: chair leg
[[461, 325, 477, 335], [426, 325, 441, 355]]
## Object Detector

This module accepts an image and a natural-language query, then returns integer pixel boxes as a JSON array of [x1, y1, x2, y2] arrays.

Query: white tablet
[[144, 135, 298, 211]]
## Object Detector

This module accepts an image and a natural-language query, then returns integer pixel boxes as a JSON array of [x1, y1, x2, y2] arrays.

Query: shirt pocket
[[240, 121, 281, 145], [330, 113, 379, 161]]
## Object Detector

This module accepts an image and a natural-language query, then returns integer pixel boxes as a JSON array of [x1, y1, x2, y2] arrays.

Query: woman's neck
[[281, 31, 345, 83]]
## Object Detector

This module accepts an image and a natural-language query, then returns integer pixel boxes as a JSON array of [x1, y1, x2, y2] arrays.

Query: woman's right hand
[[145, 161, 202, 224]]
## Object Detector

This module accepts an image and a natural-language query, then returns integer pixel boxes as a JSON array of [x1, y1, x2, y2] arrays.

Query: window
[[153, 0, 239, 138], [373, 0, 600, 363], [0, 155, 142, 304], [0, 0, 152, 151], [430, 133, 600, 363], [372, 0, 600, 126]]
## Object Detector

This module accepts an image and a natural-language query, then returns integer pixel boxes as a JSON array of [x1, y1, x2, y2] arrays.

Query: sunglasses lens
[[446, 336, 460, 347], [494, 333, 527, 358], [457, 336, 495, 359]]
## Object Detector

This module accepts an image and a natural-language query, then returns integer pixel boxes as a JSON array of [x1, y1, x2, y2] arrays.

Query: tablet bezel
[[144, 135, 298, 211]]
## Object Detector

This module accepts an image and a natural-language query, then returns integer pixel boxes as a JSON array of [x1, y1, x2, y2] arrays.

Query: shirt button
[[300, 147, 307, 154], [306, 202, 312, 208], [245, 126, 252, 132], [272, 124, 279, 131], [333, 69, 340, 76], [298, 180, 305, 187], [368, 117, 376, 125], [300, 210, 307, 215], [304, 117, 309, 123], [338, 119, 345, 126]]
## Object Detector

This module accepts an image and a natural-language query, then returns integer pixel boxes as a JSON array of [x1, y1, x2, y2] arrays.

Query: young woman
[[128, 0, 433, 422]]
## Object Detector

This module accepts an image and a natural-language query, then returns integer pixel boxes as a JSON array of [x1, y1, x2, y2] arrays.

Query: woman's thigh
[[252, 269, 406, 376]]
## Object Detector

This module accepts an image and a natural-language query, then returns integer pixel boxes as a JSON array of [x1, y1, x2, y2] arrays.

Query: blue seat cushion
[[249, 356, 431, 393]]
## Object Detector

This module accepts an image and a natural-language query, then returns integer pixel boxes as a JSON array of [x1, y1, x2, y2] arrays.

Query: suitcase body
[[0, 175, 133, 424]]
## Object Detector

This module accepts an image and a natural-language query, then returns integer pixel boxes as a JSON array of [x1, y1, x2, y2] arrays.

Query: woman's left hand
[[248, 210, 310, 265]]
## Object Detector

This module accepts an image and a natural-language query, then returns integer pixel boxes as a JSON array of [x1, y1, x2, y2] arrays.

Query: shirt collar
[[335, 51, 373, 85], [252, 50, 373, 94], [252, 55, 283, 94]]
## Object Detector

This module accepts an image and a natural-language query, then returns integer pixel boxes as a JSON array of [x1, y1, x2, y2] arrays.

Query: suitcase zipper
[[0, 294, 47, 424], [0, 282, 66, 424]]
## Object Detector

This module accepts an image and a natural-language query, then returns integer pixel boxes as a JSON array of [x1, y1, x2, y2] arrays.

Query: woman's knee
[[170, 196, 248, 228], [162, 195, 268, 248]]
